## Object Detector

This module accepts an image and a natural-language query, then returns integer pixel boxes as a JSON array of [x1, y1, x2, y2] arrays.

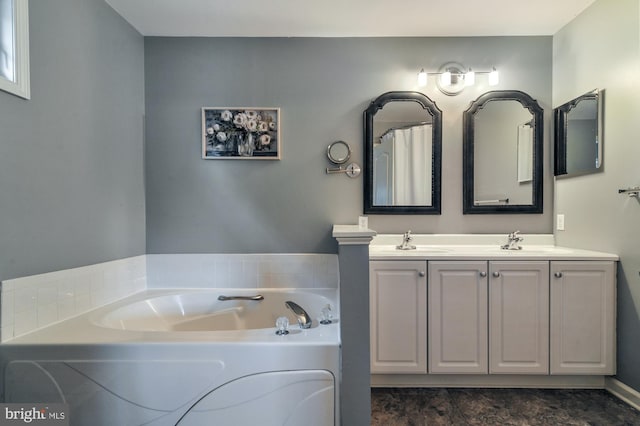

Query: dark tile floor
[[371, 388, 640, 425]]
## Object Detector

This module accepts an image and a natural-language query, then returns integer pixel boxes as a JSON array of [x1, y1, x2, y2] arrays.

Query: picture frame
[[202, 107, 280, 160]]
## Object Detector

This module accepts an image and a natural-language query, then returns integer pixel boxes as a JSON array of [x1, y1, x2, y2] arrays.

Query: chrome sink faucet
[[501, 230, 523, 250], [396, 230, 417, 250]]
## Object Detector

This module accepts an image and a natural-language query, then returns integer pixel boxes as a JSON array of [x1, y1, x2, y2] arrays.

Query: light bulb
[[440, 71, 451, 86], [465, 69, 475, 86], [489, 67, 499, 86], [417, 69, 427, 87]]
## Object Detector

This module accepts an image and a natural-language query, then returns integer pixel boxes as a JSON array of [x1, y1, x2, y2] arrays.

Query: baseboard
[[605, 377, 640, 411], [371, 374, 606, 389]]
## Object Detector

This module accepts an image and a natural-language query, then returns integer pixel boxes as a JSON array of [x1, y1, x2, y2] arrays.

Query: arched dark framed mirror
[[463, 90, 543, 214], [364, 91, 442, 214], [554, 89, 603, 177]]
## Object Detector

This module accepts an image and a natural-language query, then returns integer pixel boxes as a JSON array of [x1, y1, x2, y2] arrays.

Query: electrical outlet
[[557, 214, 565, 231], [358, 216, 368, 229]]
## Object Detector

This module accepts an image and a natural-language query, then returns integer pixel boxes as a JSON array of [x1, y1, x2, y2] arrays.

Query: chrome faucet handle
[[320, 304, 333, 325], [275, 316, 290, 335]]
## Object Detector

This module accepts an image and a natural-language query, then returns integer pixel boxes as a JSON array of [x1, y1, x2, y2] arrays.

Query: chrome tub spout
[[285, 301, 313, 329]]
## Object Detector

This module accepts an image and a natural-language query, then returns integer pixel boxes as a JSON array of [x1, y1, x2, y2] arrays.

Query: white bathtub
[[0, 288, 341, 426], [93, 289, 335, 333]]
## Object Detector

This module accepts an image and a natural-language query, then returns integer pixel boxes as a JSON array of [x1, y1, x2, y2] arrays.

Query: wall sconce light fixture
[[417, 62, 499, 95]]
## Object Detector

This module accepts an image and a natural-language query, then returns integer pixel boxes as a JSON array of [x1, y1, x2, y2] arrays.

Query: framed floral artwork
[[202, 107, 280, 159]]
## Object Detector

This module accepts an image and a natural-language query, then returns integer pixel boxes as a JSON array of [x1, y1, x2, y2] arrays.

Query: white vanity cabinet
[[428, 261, 488, 374], [369, 235, 618, 386], [370, 254, 616, 384], [369, 261, 427, 373], [550, 261, 616, 375]]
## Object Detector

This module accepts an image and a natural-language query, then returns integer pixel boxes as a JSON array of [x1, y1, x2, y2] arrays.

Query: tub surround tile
[[1, 255, 146, 341], [146, 254, 339, 290], [0, 290, 14, 325], [74, 292, 92, 313], [13, 309, 37, 337], [14, 286, 37, 313], [36, 303, 58, 328]]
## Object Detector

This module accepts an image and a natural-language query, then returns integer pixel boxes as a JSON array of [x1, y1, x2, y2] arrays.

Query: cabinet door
[[550, 261, 616, 375], [429, 261, 488, 374], [370, 261, 427, 373], [489, 261, 549, 374]]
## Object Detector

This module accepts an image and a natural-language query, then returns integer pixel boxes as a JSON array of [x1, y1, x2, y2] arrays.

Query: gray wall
[[0, 0, 146, 280], [553, 0, 640, 391], [144, 37, 553, 254], [338, 242, 371, 426]]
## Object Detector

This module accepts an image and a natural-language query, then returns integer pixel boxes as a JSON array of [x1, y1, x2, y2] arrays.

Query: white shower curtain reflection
[[392, 124, 432, 205], [0, 0, 15, 81]]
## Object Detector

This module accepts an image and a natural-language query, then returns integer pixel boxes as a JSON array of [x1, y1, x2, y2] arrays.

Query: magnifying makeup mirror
[[326, 141, 360, 178], [327, 141, 351, 164]]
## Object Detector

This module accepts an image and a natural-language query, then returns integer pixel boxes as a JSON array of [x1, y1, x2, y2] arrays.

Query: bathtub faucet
[[285, 301, 313, 329]]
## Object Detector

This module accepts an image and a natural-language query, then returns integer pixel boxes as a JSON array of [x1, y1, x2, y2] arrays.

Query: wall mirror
[[0, 0, 30, 99], [364, 91, 442, 214], [554, 89, 603, 177], [463, 90, 543, 214]]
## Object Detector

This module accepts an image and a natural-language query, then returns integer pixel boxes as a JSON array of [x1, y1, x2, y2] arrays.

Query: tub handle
[[217, 294, 264, 301]]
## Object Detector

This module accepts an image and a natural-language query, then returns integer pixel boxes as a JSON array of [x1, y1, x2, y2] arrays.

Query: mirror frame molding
[[364, 91, 442, 214], [553, 88, 603, 177], [463, 90, 544, 214]]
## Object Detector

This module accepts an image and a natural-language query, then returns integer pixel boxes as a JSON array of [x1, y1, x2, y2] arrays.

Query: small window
[[0, 0, 29, 99]]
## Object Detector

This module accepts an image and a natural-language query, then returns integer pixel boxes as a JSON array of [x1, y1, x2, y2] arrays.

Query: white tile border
[[145, 254, 339, 290], [1, 253, 339, 342], [1, 256, 146, 342]]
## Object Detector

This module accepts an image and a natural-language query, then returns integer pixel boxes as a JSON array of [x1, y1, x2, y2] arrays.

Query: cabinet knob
[[492, 271, 501, 277], [554, 272, 563, 278], [479, 271, 487, 277], [418, 271, 426, 277]]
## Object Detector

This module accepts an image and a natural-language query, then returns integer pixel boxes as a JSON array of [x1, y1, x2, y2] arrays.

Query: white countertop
[[369, 234, 619, 261]]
